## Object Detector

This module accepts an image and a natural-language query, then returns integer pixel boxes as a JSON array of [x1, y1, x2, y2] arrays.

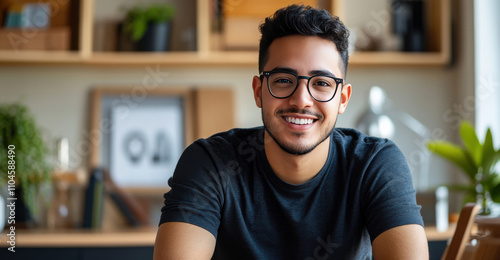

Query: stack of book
[[4, 3, 50, 28], [0, 2, 70, 51], [83, 168, 150, 229]]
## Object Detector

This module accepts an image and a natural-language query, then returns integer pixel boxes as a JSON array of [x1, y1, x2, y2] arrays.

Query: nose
[[288, 79, 314, 109]]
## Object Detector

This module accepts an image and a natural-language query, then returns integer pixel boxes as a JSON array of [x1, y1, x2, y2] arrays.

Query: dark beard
[[264, 126, 332, 155], [262, 109, 335, 156]]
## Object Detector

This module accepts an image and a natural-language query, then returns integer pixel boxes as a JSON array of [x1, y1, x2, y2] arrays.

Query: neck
[[264, 132, 330, 185]]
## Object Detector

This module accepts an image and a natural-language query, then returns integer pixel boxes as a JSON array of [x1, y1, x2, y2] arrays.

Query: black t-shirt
[[159, 127, 424, 259]]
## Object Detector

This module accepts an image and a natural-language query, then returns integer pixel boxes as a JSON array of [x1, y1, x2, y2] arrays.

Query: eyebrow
[[270, 67, 338, 78]]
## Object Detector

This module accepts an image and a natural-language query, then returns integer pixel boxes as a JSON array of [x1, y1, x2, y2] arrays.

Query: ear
[[252, 75, 263, 108], [338, 83, 352, 114]]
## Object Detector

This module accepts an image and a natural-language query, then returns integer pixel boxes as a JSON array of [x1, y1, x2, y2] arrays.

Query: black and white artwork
[[108, 97, 184, 187]]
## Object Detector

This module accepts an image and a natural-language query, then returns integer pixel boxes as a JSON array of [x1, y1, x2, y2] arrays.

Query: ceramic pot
[[137, 22, 171, 52]]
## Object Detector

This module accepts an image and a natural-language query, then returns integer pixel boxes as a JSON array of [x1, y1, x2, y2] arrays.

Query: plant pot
[[12, 187, 37, 229], [137, 22, 171, 52]]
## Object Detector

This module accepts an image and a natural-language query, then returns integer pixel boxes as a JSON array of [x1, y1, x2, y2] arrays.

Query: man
[[154, 5, 428, 259]]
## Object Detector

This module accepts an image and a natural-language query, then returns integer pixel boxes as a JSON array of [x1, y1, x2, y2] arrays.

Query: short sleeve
[[159, 141, 226, 237], [361, 141, 424, 241]]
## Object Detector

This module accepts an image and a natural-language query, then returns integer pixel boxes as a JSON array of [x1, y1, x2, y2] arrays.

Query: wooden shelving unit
[[0, 0, 451, 66]]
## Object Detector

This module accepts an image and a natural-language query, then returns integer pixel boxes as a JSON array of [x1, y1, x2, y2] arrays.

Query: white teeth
[[286, 117, 314, 125]]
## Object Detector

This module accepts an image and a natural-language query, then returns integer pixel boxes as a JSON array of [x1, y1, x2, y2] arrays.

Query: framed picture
[[90, 87, 194, 191]]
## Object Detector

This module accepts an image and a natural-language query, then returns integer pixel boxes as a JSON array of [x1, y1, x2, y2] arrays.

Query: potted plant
[[0, 102, 53, 223], [427, 120, 500, 215], [123, 3, 176, 52]]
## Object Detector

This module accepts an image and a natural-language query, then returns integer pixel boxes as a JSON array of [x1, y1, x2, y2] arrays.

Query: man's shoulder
[[331, 128, 400, 160], [198, 127, 263, 146], [332, 128, 392, 146], [192, 127, 264, 158]]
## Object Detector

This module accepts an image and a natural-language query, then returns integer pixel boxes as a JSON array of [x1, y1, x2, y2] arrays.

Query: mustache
[[275, 108, 323, 120]]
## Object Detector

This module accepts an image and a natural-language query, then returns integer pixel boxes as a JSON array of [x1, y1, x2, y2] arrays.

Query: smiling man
[[154, 5, 428, 260]]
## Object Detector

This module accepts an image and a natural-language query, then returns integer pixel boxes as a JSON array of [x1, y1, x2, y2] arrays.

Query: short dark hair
[[258, 5, 350, 77]]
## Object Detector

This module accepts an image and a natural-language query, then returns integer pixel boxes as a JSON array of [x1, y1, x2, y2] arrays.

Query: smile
[[285, 117, 315, 125]]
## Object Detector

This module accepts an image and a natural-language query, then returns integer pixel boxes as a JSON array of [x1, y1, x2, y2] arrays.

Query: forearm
[[154, 222, 216, 260], [372, 224, 429, 260]]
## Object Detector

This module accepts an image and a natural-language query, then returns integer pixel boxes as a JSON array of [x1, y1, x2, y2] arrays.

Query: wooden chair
[[471, 216, 500, 260], [441, 203, 481, 260]]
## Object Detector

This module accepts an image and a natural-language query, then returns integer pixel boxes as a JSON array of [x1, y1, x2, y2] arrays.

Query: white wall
[[475, 0, 500, 144]]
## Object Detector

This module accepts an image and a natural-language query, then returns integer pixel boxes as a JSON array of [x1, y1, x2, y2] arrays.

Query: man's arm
[[372, 224, 428, 259], [153, 222, 216, 260]]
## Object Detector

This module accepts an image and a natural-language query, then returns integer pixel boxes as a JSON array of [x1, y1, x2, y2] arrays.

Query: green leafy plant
[[427, 120, 500, 215], [123, 4, 176, 41], [0, 103, 53, 216]]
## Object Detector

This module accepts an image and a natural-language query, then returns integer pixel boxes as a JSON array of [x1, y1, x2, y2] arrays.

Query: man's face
[[252, 35, 351, 155]]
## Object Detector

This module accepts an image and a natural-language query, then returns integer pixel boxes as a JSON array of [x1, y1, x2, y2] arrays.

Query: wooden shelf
[[0, 0, 451, 67], [0, 50, 83, 64], [349, 51, 450, 66], [84, 51, 258, 66], [425, 223, 456, 241]]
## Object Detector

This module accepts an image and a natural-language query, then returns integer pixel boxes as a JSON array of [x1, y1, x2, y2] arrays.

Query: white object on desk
[[436, 186, 449, 232], [0, 194, 5, 231]]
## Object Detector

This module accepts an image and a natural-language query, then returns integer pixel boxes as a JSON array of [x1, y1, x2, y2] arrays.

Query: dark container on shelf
[[136, 22, 171, 52], [392, 0, 426, 52]]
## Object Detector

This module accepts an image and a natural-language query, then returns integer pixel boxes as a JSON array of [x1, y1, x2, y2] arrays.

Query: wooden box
[[222, 0, 317, 50]]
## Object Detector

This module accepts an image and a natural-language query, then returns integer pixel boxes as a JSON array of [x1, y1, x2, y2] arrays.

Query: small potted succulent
[[0, 102, 53, 224], [123, 3, 176, 52], [427, 121, 500, 215]]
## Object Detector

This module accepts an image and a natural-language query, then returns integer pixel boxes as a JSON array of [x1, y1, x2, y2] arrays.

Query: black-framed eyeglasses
[[259, 70, 343, 102]]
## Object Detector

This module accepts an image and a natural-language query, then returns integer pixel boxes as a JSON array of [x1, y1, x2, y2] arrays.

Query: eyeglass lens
[[267, 72, 339, 101]]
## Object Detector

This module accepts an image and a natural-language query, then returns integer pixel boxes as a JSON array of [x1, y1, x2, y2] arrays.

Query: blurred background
[[0, 0, 499, 259]]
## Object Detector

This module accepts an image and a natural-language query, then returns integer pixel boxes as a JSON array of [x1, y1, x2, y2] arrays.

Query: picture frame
[[89, 87, 194, 193]]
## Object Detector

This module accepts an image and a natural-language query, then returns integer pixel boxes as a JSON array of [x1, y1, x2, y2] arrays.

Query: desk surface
[[1, 225, 455, 247], [1, 227, 157, 247]]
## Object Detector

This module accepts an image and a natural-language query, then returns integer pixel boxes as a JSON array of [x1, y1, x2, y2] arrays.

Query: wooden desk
[[0, 225, 453, 260], [0, 227, 158, 260], [426, 223, 456, 241], [1, 224, 454, 247], [0, 227, 157, 247]]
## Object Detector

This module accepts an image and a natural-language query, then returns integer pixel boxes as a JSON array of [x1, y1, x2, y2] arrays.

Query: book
[[21, 3, 50, 28], [82, 168, 150, 229], [82, 168, 105, 229], [4, 4, 24, 28], [108, 192, 140, 226], [103, 169, 150, 227]]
